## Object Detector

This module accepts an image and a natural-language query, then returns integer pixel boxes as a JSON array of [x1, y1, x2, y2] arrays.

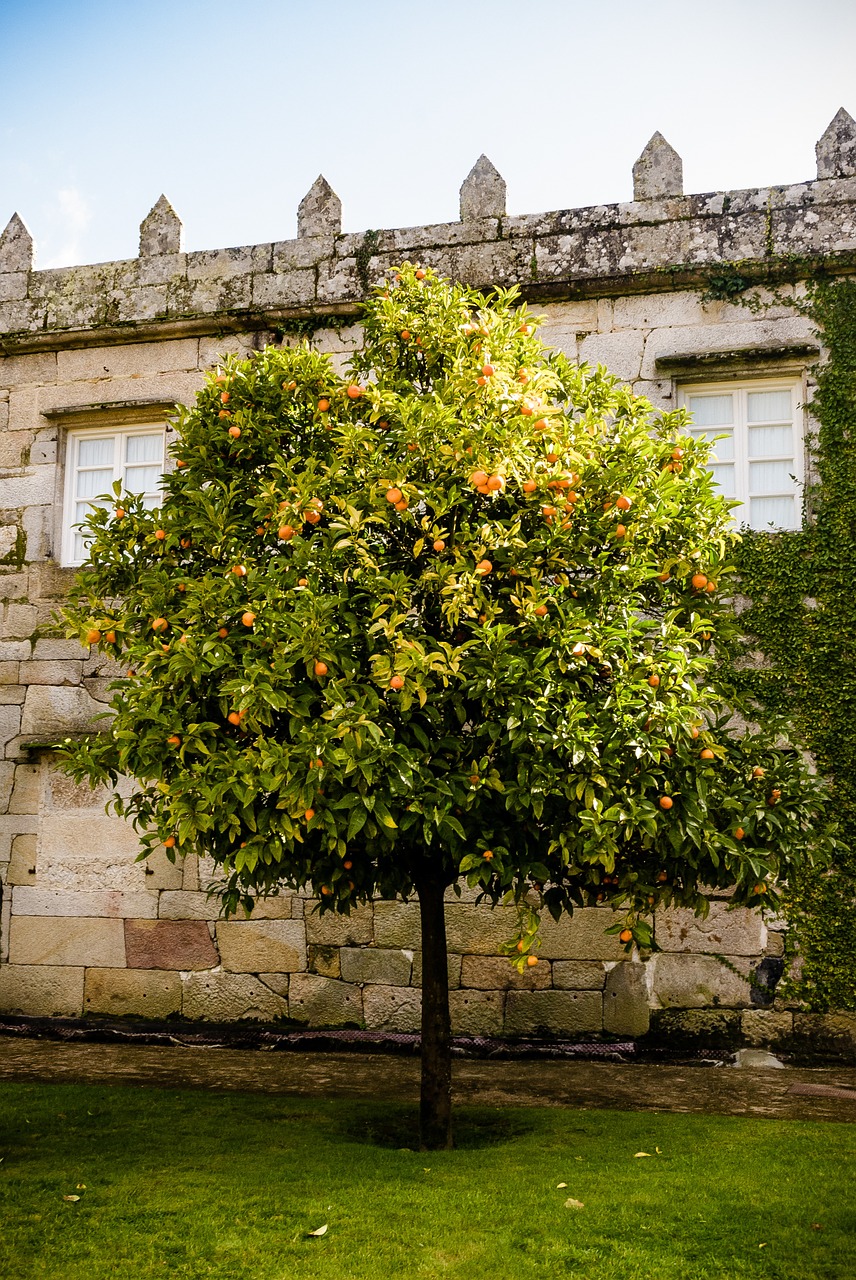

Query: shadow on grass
[[341, 1102, 539, 1150]]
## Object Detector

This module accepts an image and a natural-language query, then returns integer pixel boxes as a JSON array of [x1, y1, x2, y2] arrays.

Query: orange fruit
[[232, 564, 247, 577], [433, 539, 445, 551], [615, 524, 627, 538], [346, 384, 363, 399], [343, 860, 353, 870], [389, 675, 405, 691], [415, 269, 426, 279], [657, 871, 668, 882], [482, 850, 493, 860], [304, 509, 321, 524], [648, 674, 660, 688], [700, 748, 715, 761], [104, 630, 116, 644], [534, 604, 548, 617], [317, 399, 330, 412], [691, 573, 708, 590], [486, 474, 504, 491], [690, 726, 700, 739], [400, 329, 411, 340], [752, 766, 765, 778], [175, 459, 185, 467], [320, 885, 332, 895], [220, 391, 230, 403], [533, 418, 548, 431], [657, 571, 670, 582], [616, 495, 632, 511], [218, 409, 231, 419], [475, 559, 493, 575], [154, 529, 166, 541], [734, 827, 745, 840], [181, 538, 191, 548], [526, 955, 539, 967], [164, 835, 176, 848], [481, 364, 494, 377], [241, 611, 256, 627], [278, 525, 295, 540], [85, 628, 101, 645], [754, 883, 767, 895], [114, 507, 125, 520], [314, 661, 328, 677], [218, 627, 228, 638], [516, 941, 525, 953], [671, 447, 684, 460], [394, 499, 408, 511], [228, 425, 241, 438], [167, 734, 181, 747], [385, 487, 403, 504], [619, 928, 633, 943], [152, 617, 168, 632], [228, 711, 242, 725], [522, 479, 537, 493], [769, 789, 781, 804], [470, 470, 489, 487], [659, 796, 673, 810], [298, 577, 308, 586], [520, 403, 534, 416], [542, 505, 557, 518], [305, 808, 315, 821], [519, 324, 530, 334]]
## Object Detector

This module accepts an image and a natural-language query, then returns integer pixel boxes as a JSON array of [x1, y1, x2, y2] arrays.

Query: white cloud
[[41, 187, 92, 268]]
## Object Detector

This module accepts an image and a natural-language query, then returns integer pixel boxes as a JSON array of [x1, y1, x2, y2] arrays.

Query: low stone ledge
[[84, 967, 181, 1018], [504, 990, 603, 1038], [0, 963, 84, 1016], [362, 983, 421, 1032], [288, 973, 362, 1027], [182, 971, 288, 1022], [449, 989, 504, 1036]]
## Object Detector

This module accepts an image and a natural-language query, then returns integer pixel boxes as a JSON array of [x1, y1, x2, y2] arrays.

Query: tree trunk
[[416, 874, 453, 1150]]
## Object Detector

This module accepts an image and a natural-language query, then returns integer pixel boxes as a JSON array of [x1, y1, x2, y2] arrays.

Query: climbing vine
[[732, 278, 856, 1010]]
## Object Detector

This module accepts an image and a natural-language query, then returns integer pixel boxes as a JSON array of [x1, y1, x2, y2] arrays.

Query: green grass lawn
[[0, 1081, 853, 1280]]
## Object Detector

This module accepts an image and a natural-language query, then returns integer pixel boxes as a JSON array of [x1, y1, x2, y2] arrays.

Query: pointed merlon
[[816, 108, 856, 180], [459, 155, 506, 222], [632, 133, 683, 200], [139, 195, 183, 256], [0, 212, 34, 273], [297, 176, 342, 238]]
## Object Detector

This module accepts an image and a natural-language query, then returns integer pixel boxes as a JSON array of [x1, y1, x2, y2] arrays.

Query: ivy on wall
[[733, 278, 856, 1010]]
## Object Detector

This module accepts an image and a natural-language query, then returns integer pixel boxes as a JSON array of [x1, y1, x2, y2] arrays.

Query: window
[[678, 379, 804, 531], [62, 424, 166, 565]]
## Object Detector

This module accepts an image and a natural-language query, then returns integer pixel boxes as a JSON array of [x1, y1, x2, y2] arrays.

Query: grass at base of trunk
[[0, 1081, 853, 1279]]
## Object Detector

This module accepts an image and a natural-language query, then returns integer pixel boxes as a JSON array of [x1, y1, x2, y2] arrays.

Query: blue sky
[[1, 0, 855, 268]]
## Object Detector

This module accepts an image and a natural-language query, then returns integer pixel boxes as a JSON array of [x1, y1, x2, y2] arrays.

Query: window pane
[[709, 464, 736, 497], [692, 428, 734, 462], [750, 495, 797, 529], [748, 424, 793, 457], [126, 433, 163, 464], [747, 390, 792, 423], [688, 394, 733, 426], [78, 436, 115, 467], [140, 494, 160, 510], [124, 463, 161, 493], [73, 530, 89, 560], [749, 460, 796, 493], [76, 467, 114, 499]]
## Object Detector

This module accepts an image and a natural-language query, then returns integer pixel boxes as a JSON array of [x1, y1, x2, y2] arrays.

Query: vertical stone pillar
[[297, 176, 342, 238], [816, 108, 856, 180], [459, 155, 506, 221], [139, 195, 183, 256], [0, 213, 34, 299], [632, 133, 683, 200]]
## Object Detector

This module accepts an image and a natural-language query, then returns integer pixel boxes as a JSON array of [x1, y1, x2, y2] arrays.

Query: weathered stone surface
[[37, 812, 144, 892], [460, 155, 506, 221], [656, 904, 765, 956], [304, 901, 373, 945], [449, 989, 504, 1036], [504, 990, 603, 1038], [7, 762, 39, 813], [0, 213, 34, 274], [125, 919, 218, 970], [444, 903, 519, 955], [182, 971, 288, 1021], [6, 832, 37, 884], [307, 944, 340, 978], [362, 984, 421, 1032], [288, 973, 362, 1026], [0, 964, 83, 1016], [143, 847, 184, 890], [741, 1009, 794, 1047], [159, 890, 222, 920], [297, 176, 341, 238], [139, 195, 183, 256], [603, 963, 650, 1035], [552, 961, 607, 990], [539, 909, 630, 961], [20, 684, 106, 735], [12, 887, 158, 919], [793, 1011, 856, 1054], [816, 107, 856, 180], [632, 132, 683, 199], [460, 954, 551, 990], [258, 973, 289, 998], [373, 900, 420, 948], [651, 953, 751, 1009], [339, 947, 412, 986], [84, 967, 181, 1018], [18, 660, 83, 686], [9, 915, 126, 967], [216, 919, 305, 973]]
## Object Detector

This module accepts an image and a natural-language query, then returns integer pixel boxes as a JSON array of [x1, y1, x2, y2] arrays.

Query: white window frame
[[61, 423, 166, 567], [677, 377, 805, 532]]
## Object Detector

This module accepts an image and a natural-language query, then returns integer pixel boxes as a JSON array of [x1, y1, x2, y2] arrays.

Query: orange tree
[[60, 265, 834, 1149]]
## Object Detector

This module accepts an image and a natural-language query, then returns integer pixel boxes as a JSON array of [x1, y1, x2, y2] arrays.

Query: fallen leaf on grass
[[76, 1184, 86, 1190], [564, 1198, 585, 1211], [811, 1224, 823, 1230], [634, 1152, 652, 1158], [307, 1224, 328, 1237], [556, 1182, 568, 1189], [62, 1195, 80, 1202]]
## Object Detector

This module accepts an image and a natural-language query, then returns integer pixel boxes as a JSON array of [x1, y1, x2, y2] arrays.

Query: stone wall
[[2, 112, 856, 1046]]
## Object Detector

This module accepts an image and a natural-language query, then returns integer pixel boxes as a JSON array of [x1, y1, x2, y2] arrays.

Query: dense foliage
[[60, 266, 834, 962], [734, 279, 856, 1010]]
